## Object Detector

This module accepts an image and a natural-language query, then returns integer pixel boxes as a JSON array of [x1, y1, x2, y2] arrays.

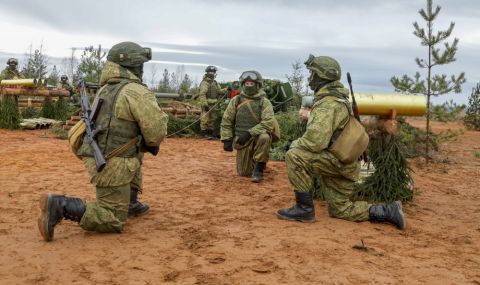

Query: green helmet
[[205, 65, 217, 73], [107, 41, 152, 67], [7, 58, 18, 66], [239, 70, 263, 87], [304, 54, 341, 81]]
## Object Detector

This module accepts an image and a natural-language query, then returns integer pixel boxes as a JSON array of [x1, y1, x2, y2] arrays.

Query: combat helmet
[[7, 58, 18, 66], [107, 42, 152, 67], [304, 54, 341, 81], [205, 65, 218, 73], [239, 70, 263, 87]]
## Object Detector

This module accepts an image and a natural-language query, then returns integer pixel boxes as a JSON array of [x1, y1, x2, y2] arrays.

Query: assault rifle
[[346, 72, 368, 163], [80, 78, 106, 171]]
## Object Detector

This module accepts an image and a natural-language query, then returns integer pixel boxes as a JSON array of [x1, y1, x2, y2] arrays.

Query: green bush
[[167, 114, 201, 137], [270, 109, 304, 161], [0, 96, 20, 129], [41, 98, 55, 119], [464, 83, 480, 130], [21, 106, 39, 119]]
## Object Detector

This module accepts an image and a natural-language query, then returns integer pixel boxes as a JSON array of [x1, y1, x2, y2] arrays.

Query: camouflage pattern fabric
[[198, 75, 226, 131], [234, 133, 271, 176], [0, 67, 22, 80], [287, 81, 371, 221], [221, 90, 274, 176], [79, 61, 168, 233], [220, 90, 274, 141]]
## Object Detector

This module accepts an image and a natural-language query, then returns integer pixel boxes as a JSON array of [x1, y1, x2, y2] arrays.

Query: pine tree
[[464, 83, 480, 130], [391, 0, 466, 160], [158, 69, 171, 92], [21, 44, 48, 79], [47, 65, 60, 86], [77, 45, 106, 83]]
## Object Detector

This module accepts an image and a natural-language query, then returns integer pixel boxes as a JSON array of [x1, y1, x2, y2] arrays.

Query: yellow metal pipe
[[354, 93, 426, 116], [0, 79, 37, 87]]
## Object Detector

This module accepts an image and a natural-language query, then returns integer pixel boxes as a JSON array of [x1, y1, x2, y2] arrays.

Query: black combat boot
[[38, 193, 85, 242], [369, 201, 406, 230], [128, 188, 150, 218], [206, 129, 216, 140], [251, 162, 266, 183], [276, 191, 315, 222]]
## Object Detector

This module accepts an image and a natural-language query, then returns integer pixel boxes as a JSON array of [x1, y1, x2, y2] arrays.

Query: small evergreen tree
[[21, 44, 48, 79], [47, 65, 60, 86], [464, 83, 480, 130], [158, 68, 171, 92], [391, 0, 466, 160], [77, 45, 106, 83]]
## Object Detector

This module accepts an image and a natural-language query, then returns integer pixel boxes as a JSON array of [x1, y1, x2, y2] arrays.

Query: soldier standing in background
[[198, 65, 227, 139], [0, 58, 23, 80], [38, 41, 169, 241], [221, 71, 274, 183], [276, 54, 405, 230]]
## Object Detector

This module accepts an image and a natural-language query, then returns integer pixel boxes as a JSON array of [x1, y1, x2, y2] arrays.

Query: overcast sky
[[0, 0, 478, 104]]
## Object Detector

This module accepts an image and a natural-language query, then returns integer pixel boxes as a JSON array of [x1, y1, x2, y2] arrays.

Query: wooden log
[[1, 88, 70, 97]]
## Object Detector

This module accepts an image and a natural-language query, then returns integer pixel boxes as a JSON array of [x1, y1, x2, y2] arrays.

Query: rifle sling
[[105, 136, 139, 160]]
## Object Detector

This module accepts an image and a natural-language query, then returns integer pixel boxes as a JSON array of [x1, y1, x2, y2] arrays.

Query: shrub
[[0, 96, 20, 129]]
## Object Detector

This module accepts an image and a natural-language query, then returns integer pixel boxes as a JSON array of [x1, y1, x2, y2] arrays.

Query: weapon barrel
[[354, 93, 426, 116], [301, 93, 427, 116], [0, 79, 37, 87], [154, 92, 181, 99]]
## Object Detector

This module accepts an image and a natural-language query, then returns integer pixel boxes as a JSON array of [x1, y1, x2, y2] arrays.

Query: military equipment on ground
[[0, 78, 47, 88], [79, 79, 106, 172]]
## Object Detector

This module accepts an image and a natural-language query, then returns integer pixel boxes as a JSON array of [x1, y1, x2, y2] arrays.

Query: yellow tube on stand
[[354, 93, 426, 116], [0, 79, 37, 87]]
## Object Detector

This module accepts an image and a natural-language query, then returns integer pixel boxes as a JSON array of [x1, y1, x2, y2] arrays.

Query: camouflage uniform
[[221, 71, 274, 182], [277, 55, 406, 230], [77, 61, 168, 232], [286, 81, 371, 221], [0, 59, 22, 81], [198, 71, 226, 134], [38, 42, 169, 241]]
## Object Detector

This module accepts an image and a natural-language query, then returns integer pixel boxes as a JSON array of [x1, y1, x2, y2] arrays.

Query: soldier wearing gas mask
[[0, 58, 23, 80], [220, 70, 275, 183]]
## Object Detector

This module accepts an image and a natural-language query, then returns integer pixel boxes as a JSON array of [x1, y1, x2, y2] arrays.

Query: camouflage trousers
[[79, 157, 144, 233], [285, 148, 371, 222], [234, 133, 271, 176], [200, 105, 218, 131]]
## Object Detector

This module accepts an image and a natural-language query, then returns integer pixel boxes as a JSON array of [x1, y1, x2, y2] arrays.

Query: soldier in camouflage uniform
[[221, 71, 274, 183], [198, 65, 227, 139], [277, 55, 405, 230], [57, 75, 79, 106], [0, 58, 23, 80], [38, 42, 169, 241]]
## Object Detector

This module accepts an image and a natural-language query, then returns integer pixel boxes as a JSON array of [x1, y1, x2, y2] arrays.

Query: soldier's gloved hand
[[223, 140, 233, 152], [237, 132, 252, 145], [143, 145, 160, 156], [203, 105, 210, 112]]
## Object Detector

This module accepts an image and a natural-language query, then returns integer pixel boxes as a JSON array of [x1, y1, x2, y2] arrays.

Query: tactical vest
[[206, 81, 218, 99], [79, 80, 140, 158], [234, 95, 263, 137]]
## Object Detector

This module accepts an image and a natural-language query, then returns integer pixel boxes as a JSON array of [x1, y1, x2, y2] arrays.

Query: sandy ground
[[0, 120, 479, 285]]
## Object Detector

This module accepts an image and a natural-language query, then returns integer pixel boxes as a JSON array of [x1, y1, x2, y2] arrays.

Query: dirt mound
[[0, 123, 479, 284]]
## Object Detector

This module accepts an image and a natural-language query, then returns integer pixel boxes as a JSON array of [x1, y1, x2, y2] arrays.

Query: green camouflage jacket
[[198, 75, 226, 106], [290, 81, 351, 154], [220, 90, 274, 141], [0, 68, 22, 81], [82, 61, 168, 187]]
